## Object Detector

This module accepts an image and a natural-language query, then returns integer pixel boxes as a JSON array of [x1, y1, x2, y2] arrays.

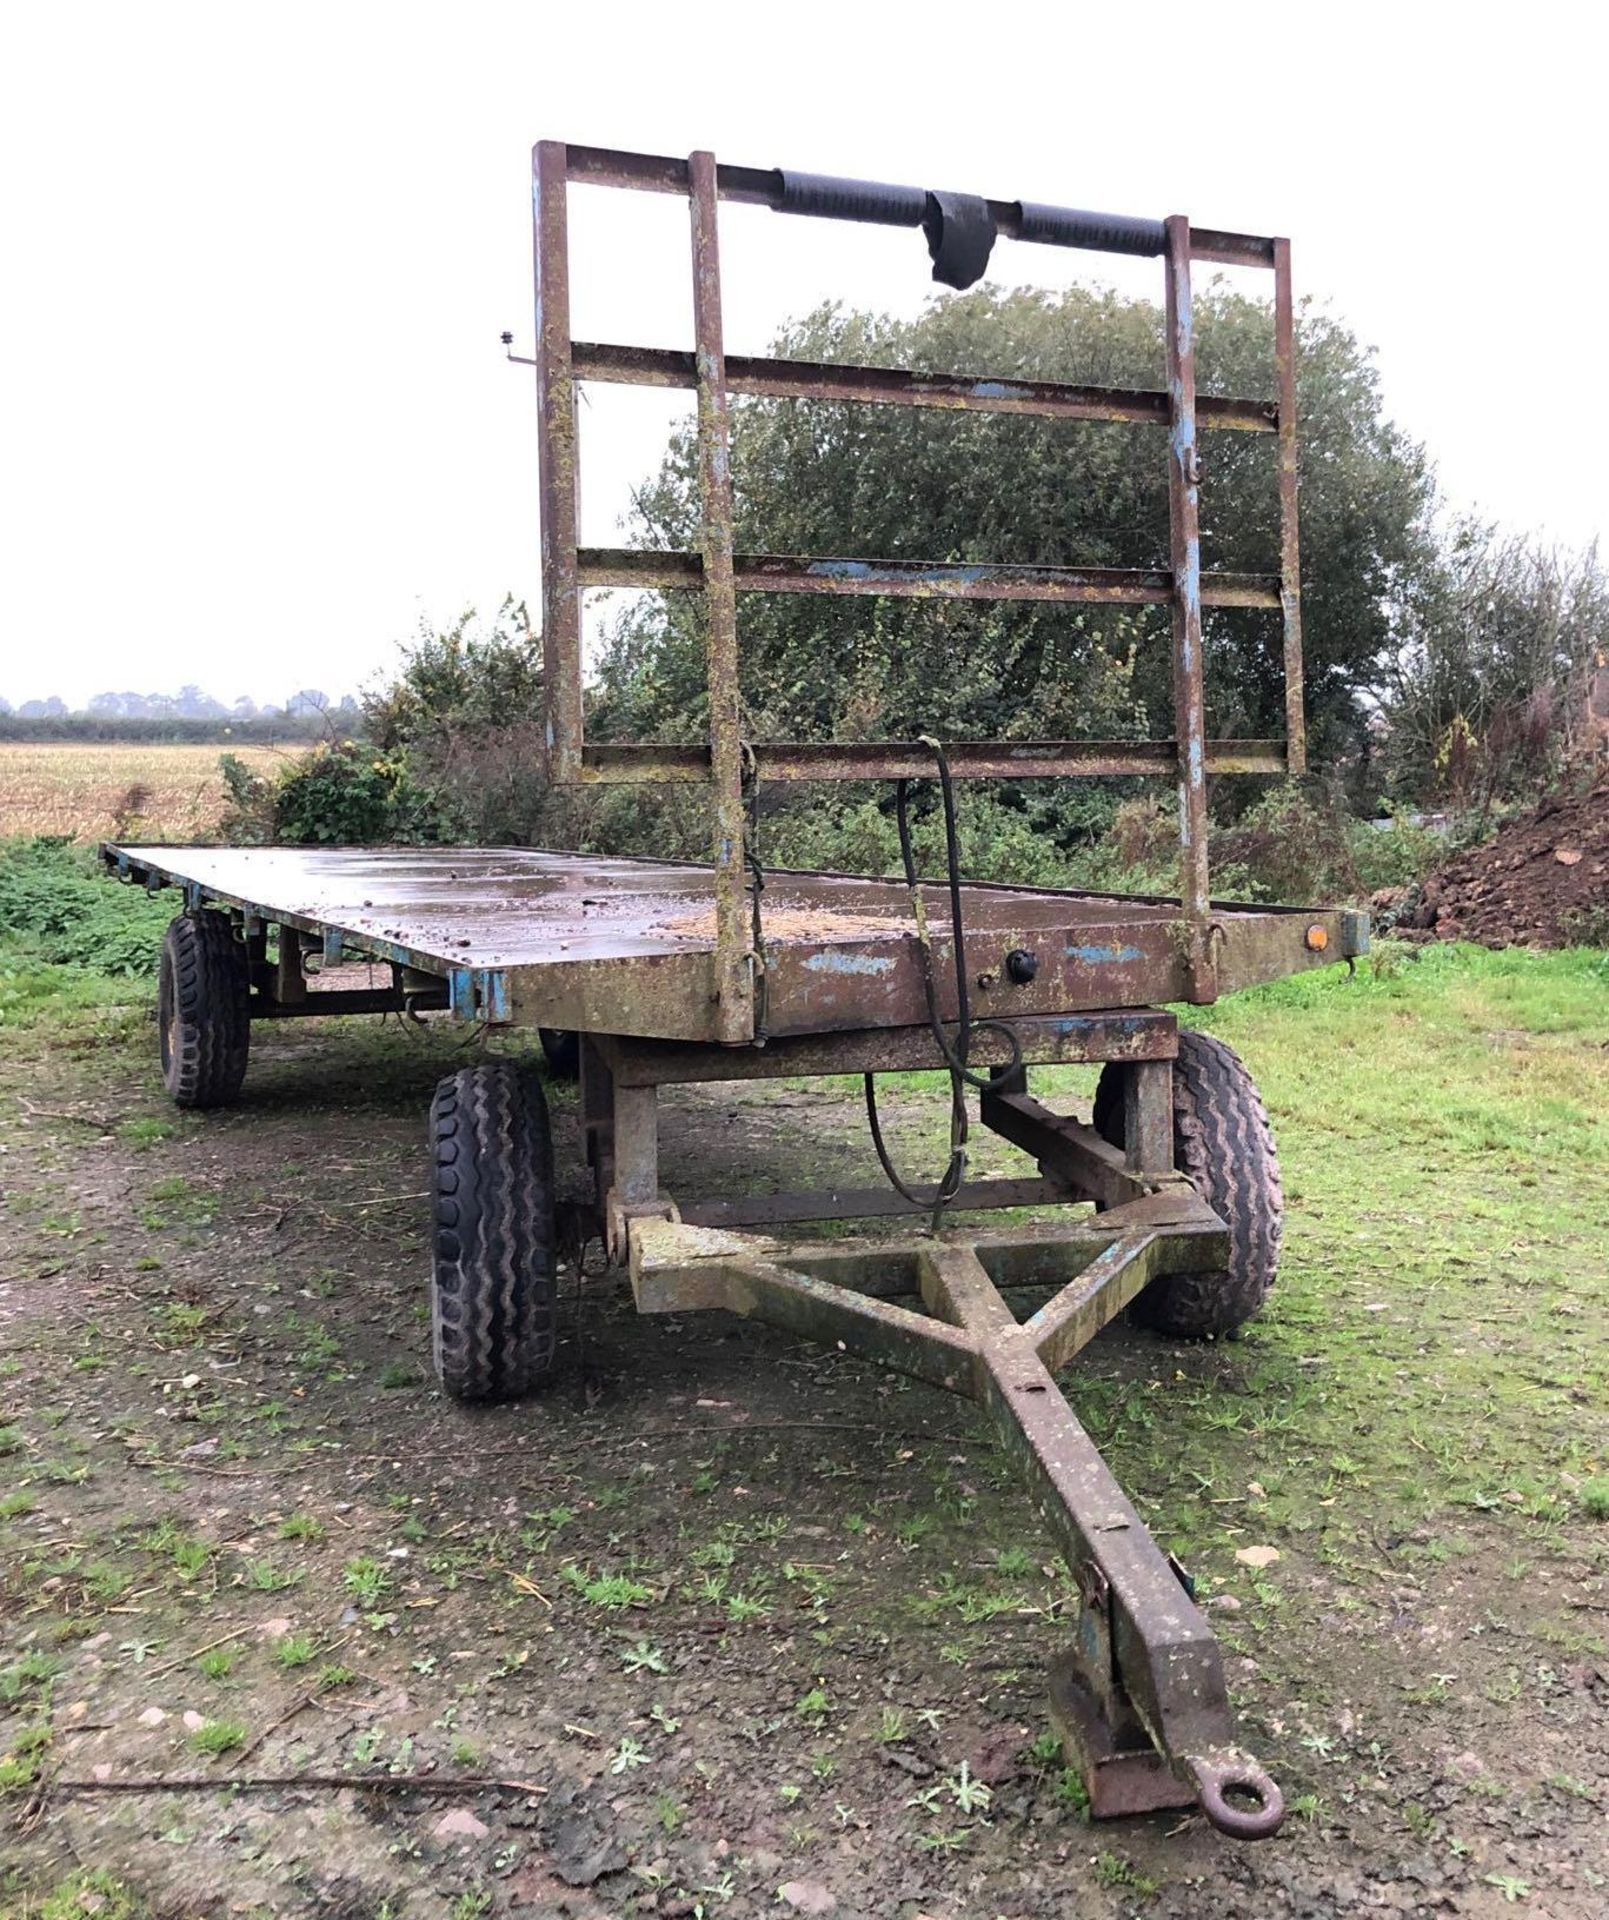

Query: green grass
[[1024, 942, 1609, 1621], [188, 1717, 248, 1755], [36, 1870, 149, 1920], [341, 1556, 390, 1606], [0, 1651, 62, 1703], [0, 840, 175, 1036]]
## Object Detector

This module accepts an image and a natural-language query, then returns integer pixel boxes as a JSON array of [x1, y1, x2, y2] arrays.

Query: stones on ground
[[777, 1881, 836, 1914], [1235, 1544, 1281, 1569], [432, 1806, 489, 1841], [968, 1722, 1026, 1785], [543, 1786, 626, 1888]]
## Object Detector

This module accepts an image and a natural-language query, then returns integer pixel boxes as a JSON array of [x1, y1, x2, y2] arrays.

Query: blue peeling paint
[[804, 950, 895, 976], [1182, 543, 1201, 609], [1051, 1013, 1147, 1037], [804, 559, 989, 589], [969, 380, 1030, 401], [1066, 942, 1143, 966], [449, 967, 511, 1024]]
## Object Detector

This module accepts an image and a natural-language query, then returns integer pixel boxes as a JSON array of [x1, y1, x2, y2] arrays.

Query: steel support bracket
[[605, 1189, 680, 1267]]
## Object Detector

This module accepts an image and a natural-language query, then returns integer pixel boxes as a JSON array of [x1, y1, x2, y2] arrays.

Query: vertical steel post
[[533, 140, 584, 783], [687, 150, 755, 1045], [612, 1085, 660, 1204], [274, 927, 307, 1005], [1272, 237, 1306, 776], [1122, 1060, 1174, 1177], [1163, 216, 1215, 1003]]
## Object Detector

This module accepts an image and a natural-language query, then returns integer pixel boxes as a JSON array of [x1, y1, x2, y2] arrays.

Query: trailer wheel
[[158, 911, 250, 1109], [538, 1028, 580, 1081], [1093, 1031, 1283, 1337], [429, 1059, 558, 1403]]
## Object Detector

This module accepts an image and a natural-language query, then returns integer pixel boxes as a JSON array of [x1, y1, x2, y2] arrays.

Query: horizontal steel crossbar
[[573, 738, 1286, 783], [561, 144, 1277, 268], [572, 341, 1278, 432], [578, 546, 1281, 609], [679, 1176, 1076, 1230]]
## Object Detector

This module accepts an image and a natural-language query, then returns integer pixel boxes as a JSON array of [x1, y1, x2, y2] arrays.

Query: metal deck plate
[[107, 845, 1347, 1042]]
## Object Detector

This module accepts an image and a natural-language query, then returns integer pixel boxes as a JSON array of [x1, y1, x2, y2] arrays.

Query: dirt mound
[[1395, 778, 1608, 947]]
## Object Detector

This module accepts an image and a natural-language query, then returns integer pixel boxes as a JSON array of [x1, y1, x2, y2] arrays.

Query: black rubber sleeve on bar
[[1014, 202, 1166, 256], [923, 191, 997, 290], [775, 169, 927, 228]]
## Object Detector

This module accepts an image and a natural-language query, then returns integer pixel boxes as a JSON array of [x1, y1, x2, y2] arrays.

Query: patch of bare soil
[[1, 1018, 1604, 1919], [1394, 780, 1608, 947]]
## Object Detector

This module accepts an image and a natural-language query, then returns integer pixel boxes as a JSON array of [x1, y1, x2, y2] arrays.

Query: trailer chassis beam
[[625, 1190, 1285, 1839]]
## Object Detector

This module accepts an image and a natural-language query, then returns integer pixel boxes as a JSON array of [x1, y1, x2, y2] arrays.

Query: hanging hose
[[865, 736, 1023, 1228], [741, 742, 770, 1044]]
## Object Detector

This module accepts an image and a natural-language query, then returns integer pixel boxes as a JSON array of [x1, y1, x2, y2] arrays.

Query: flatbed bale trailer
[[104, 141, 1369, 1841]]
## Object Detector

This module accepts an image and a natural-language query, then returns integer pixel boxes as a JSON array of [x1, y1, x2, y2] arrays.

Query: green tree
[[1375, 522, 1609, 807], [363, 600, 565, 846], [591, 285, 1435, 781], [364, 598, 544, 748]]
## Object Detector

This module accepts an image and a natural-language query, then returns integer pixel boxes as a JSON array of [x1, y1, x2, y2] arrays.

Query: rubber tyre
[[158, 912, 250, 1109], [539, 1027, 580, 1081], [1093, 1031, 1283, 1337], [429, 1059, 559, 1403]]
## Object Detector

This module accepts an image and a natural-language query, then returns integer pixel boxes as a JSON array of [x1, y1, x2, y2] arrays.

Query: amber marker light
[[1304, 924, 1329, 952]]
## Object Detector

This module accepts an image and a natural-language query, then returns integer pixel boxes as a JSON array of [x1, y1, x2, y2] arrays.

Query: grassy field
[[0, 859, 1605, 1917], [0, 743, 292, 844]]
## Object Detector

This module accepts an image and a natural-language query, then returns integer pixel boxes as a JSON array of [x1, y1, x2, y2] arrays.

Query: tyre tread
[[429, 1060, 557, 1403], [1094, 1031, 1283, 1338], [159, 912, 250, 1108]]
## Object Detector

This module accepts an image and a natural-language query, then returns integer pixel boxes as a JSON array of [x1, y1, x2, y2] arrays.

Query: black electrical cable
[[741, 742, 770, 1043], [864, 736, 1024, 1228]]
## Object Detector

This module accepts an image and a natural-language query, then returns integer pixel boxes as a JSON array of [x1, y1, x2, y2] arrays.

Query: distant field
[[0, 741, 294, 843]]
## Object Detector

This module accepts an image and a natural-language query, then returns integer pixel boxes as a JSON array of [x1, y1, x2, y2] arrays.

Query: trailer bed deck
[[106, 844, 1361, 1043]]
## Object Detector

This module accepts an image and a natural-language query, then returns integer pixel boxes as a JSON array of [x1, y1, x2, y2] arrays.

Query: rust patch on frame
[[687, 148, 754, 1044]]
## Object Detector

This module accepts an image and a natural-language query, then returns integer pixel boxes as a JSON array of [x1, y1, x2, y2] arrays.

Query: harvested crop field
[[1, 923, 1606, 1919], [0, 744, 291, 844]]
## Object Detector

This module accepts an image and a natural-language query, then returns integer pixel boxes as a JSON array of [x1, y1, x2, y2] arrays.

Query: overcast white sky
[[2, 2, 1604, 710]]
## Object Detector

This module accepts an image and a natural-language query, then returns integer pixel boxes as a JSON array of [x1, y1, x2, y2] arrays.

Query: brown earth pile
[[1395, 778, 1608, 947]]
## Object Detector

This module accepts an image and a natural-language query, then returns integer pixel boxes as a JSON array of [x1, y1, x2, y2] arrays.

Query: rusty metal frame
[[531, 140, 1307, 1012]]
